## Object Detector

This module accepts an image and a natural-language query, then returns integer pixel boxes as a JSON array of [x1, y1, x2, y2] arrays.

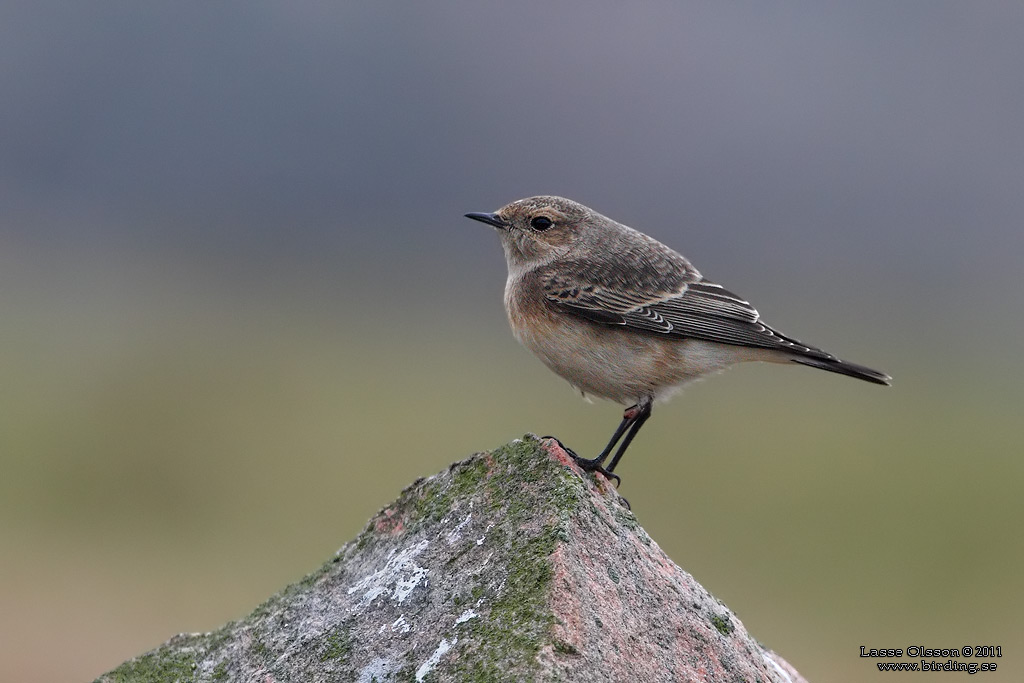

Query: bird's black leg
[[542, 418, 627, 486], [606, 399, 652, 473], [551, 398, 653, 488], [565, 415, 633, 486]]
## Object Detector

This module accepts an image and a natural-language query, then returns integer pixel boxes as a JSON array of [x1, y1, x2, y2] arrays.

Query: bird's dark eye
[[530, 216, 553, 231]]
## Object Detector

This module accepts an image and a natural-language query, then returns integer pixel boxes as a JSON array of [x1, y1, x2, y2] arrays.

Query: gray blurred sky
[[3, 2, 1023, 327]]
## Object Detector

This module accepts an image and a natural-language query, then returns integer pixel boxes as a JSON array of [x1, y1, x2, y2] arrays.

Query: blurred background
[[2, 2, 1022, 681]]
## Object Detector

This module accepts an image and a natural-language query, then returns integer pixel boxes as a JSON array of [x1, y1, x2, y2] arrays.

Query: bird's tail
[[790, 355, 891, 386]]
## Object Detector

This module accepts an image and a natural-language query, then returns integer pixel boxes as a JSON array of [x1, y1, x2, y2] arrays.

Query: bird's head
[[466, 196, 593, 268]]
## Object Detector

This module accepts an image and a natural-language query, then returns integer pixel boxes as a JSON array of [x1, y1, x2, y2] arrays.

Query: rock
[[96, 435, 807, 683]]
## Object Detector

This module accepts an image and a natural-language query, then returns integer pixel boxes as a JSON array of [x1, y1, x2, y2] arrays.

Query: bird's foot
[[542, 435, 622, 488]]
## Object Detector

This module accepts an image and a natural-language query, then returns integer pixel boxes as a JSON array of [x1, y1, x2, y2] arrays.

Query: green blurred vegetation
[[1, 253, 1021, 683]]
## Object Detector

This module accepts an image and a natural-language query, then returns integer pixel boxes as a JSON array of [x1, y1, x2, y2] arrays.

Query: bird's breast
[[503, 273, 731, 404]]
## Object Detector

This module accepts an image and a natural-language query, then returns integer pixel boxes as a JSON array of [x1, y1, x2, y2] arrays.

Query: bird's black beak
[[464, 212, 508, 229]]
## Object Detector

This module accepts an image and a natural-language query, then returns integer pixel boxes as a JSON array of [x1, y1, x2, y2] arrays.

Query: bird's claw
[[554, 444, 622, 486], [542, 435, 628, 507], [541, 435, 579, 460]]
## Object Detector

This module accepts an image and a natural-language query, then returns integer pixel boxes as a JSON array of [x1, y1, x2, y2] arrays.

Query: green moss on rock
[[103, 648, 197, 683], [710, 613, 735, 636], [320, 625, 353, 663]]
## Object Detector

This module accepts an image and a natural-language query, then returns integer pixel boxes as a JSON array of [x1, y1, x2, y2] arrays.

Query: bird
[[466, 196, 890, 486]]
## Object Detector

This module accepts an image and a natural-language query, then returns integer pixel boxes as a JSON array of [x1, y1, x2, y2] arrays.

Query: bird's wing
[[541, 264, 832, 358]]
